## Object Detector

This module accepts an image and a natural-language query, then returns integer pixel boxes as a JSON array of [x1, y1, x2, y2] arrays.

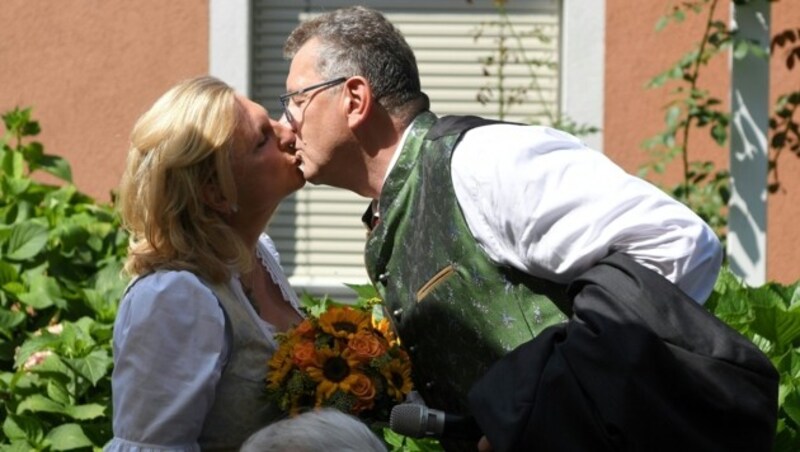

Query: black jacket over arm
[[468, 253, 778, 452]]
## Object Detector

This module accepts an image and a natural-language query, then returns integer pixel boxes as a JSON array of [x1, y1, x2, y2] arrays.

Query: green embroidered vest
[[198, 281, 283, 451], [364, 112, 570, 415]]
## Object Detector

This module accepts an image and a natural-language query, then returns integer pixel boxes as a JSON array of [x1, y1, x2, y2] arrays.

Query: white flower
[[22, 350, 53, 371]]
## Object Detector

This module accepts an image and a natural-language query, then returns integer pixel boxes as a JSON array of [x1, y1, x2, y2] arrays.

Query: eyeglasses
[[279, 77, 347, 124]]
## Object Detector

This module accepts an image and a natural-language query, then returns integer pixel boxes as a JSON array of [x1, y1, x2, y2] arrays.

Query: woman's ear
[[343, 76, 372, 128], [202, 183, 234, 215]]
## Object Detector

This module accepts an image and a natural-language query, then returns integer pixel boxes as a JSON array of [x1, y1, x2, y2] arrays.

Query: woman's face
[[229, 94, 305, 218]]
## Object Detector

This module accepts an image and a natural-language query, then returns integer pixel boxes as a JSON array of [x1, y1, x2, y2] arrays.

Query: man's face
[[283, 38, 350, 185]]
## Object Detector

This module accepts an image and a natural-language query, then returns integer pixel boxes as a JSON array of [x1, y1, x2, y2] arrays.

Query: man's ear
[[343, 76, 372, 128], [202, 183, 233, 215]]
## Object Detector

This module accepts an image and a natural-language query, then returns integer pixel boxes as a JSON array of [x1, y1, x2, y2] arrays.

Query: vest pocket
[[416, 264, 456, 302]]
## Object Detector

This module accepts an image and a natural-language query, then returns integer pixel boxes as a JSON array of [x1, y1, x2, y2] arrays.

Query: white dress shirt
[[105, 235, 301, 452], [387, 118, 722, 303]]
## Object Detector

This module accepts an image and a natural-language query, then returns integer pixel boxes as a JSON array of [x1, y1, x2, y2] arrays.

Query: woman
[[108, 76, 305, 451]]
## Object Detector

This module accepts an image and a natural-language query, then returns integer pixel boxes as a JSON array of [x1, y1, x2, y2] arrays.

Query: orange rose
[[348, 330, 387, 361], [292, 340, 319, 369], [294, 319, 316, 339], [348, 373, 376, 413]]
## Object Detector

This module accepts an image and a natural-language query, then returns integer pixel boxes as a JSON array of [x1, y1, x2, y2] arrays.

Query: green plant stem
[[498, 24, 507, 120], [679, 0, 719, 203], [500, 7, 555, 123]]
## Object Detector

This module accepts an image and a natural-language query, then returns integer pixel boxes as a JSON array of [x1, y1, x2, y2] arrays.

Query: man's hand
[[478, 435, 493, 452]]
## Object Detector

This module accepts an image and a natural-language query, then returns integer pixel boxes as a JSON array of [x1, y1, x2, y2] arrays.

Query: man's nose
[[278, 111, 294, 129]]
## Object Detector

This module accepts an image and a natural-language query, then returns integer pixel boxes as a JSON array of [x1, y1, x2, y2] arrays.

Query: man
[[280, 6, 776, 451]]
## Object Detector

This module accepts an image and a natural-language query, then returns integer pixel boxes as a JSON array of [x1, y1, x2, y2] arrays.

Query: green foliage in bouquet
[[706, 267, 800, 451], [0, 108, 129, 450]]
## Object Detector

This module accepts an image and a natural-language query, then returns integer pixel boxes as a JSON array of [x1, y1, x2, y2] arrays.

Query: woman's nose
[[272, 119, 297, 152]]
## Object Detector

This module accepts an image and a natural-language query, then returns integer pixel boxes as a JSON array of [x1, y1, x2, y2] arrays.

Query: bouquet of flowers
[[266, 290, 414, 423]]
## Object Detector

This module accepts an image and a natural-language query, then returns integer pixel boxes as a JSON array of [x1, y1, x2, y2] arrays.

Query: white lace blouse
[[105, 234, 302, 452]]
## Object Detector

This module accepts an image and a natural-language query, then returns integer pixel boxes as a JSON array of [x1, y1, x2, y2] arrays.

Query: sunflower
[[318, 306, 371, 339], [381, 357, 414, 402], [306, 346, 363, 404], [267, 336, 298, 389], [372, 317, 399, 346]]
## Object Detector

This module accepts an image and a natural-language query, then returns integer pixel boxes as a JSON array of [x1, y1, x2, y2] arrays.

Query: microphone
[[389, 404, 482, 441]]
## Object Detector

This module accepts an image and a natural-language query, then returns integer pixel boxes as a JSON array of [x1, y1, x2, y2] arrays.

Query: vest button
[[425, 381, 435, 389], [392, 308, 403, 317], [408, 345, 417, 353], [378, 272, 389, 284]]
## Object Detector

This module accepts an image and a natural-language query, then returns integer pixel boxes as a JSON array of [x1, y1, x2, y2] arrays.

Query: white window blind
[[252, 0, 560, 296]]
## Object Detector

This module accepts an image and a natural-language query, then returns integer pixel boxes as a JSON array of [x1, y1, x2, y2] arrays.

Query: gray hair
[[284, 6, 429, 123], [240, 408, 387, 452]]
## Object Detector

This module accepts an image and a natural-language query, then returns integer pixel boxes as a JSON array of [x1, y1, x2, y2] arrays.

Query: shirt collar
[[370, 113, 430, 223], [381, 113, 427, 187]]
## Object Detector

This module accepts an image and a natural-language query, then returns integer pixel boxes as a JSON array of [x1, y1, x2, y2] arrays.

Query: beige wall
[[767, 3, 800, 284], [0, 0, 208, 202], [605, 1, 799, 283]]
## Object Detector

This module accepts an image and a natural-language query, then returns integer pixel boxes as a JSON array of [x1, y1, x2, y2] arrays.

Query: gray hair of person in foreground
[[240, 408, 387, 452]]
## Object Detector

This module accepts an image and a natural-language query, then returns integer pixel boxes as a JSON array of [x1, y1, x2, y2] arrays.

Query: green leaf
[[65, 348, 112, 386], [47, 379, 72, 405], [17, 394, 66, 415], [783, 387, 800, 427], [300, 292, 333, 318], [38, 154, 73, 183], [711, 123, 727, 145], [345, 283, 379, 301], [0, 259, 20, 285], [655, 16, 669, 32], [772, 282, 800, 309], [750, 288, 800, 348], [1, 440, 36, 452], [44, 423, 94, 451], [0, 308, 26, 337], [64, 403, 106, 421], [6, 221, 48, 260], [381, 427, 444, 451], [3, 281, 26, 296], [2, 107, 40, 137], [21, 141, 44, 166], [19, 270, 66, 310], [733, 39, 749, 59], [709, 289, 753, 330], [93, 260, 128, 295], [2, 414, 44, 443], [665, 105, 682, 128], [1, 175, 32, 197], [2, 145, 24, 179]]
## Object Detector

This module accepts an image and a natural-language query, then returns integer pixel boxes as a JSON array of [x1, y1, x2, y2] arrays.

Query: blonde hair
[[118, 76, 249, 283]]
